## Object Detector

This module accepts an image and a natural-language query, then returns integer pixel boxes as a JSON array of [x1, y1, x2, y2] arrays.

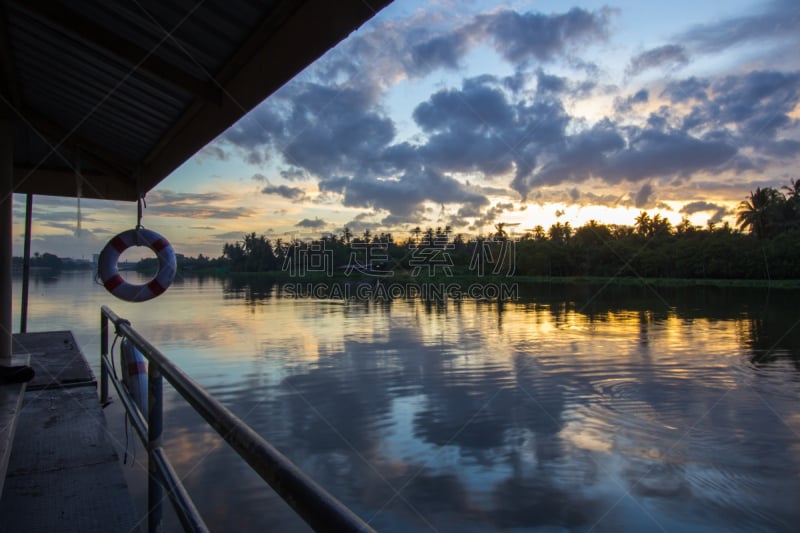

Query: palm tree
[[782, 178, 800, 201], [493, 222, 508, 240], [736, 187, 783, 239], [530, 225, 546, 241], [634, 211, 651, 237], [782, 178, 800, 225], [650, 213, 672, 237], [411, 226, 422, 244], [548, 222, 571, 243], [676, 217, 696, 236]]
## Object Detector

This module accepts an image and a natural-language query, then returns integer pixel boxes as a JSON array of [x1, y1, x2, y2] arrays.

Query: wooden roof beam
[[0, 2, 21, 111], [13, 167, 136, 201], [22, 109, 136, 177], [11, 0, 222, 104]]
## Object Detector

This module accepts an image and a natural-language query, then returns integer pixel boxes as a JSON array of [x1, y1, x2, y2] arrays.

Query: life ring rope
[[98, 228, 176, 302]]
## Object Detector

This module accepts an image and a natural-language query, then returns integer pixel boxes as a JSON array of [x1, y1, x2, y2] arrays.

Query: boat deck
[[0, 331, 139, 532]]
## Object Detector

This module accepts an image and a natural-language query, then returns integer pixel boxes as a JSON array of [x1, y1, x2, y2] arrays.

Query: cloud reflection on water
[[16, 273, 800, 531]]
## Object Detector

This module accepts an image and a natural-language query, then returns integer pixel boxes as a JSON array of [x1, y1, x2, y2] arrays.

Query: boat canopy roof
[[1, 0, 390, 201]]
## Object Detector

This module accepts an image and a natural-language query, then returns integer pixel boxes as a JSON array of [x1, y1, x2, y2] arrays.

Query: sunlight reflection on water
[[14, 272, 800, 532]]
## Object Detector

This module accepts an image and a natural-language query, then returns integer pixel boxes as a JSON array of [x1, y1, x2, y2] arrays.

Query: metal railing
[[100, 305, 376, 533]]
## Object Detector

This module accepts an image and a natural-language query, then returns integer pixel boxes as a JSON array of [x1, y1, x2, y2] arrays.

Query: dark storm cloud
[[680, 201, 730, 225], [320, 167, 488, 217], [410, 31, 472, 73], [342, 215, 382, 235], [680, 201, 723, 215], [752, 139, 800, 159], [213, 4, 800, 227], [626, 45, 688, 76], [634, 183, 654, 208], [700, 71, 800, 138], [295, 218, 327, 229], [261, 184, 305, 201], [660, 77, 710, 103], [457, 205, 482, 218], [413, 80, 514, 133], [476, 8, 612, 64], [381, 212, 424, 227], [406, 76, 739, 200], [513, 122, 737, 197], [606, 129, 737, 182], [470, 202, 516, 229], [535, 69, 569, 94], [146, 190, 252, 219], [280, 167, 307, 181], [511, 119, 622, 194], [672, 70, 800, 164], [409, 78, 573, 180], [614, 89, 649, 113], [222, 105, 284, 165], [503, 70, 528, 93], [679, 0, 800, 53], [282, 84, 395, 179], [420, 125, 516, 176], [212, 7, 614, 225], [707, 209, 728, 225], [406, 7, 612, 77], [223, 79, 496, 223]]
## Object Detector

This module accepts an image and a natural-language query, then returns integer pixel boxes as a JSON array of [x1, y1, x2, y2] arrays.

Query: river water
[[13, 271, 800, 532]]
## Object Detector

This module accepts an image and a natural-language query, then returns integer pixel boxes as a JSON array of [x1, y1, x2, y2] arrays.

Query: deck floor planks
[[0, 332, 139, 532]]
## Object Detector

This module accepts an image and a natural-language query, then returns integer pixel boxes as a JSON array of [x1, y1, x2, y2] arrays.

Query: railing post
[[100, 311, 109, 405], [148, 361, 164, 533]]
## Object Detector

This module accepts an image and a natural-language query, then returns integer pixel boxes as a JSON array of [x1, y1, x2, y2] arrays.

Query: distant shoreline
[[202, 271, 800, 289], [16, 261, 800, 289]]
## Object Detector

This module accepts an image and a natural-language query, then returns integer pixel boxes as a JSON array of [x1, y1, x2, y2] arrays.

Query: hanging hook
[[136, 194, 146, 229]]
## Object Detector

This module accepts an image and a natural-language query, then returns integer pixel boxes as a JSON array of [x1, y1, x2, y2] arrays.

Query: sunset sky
[[13, 0, 800, 259]]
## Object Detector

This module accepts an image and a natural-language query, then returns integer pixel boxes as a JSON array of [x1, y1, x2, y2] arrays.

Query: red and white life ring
[[120, 338, 148, 417], [99, 228, 176, 302]]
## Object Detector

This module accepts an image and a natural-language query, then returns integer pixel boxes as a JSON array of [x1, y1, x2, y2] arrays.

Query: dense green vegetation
[[204, 180, 800, 280], [137, 180, 800, 281]]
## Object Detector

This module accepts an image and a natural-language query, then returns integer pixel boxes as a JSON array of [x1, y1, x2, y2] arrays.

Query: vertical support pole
[[100, 311, 109, 405], [19, 193, 31, 333], [148, 361, 164, 533], [0, 119, 13, 366]]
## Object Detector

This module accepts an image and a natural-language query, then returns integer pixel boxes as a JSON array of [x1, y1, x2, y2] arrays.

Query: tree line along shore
[[160, 179, 800, 281], [20, 180, 800, 282]]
